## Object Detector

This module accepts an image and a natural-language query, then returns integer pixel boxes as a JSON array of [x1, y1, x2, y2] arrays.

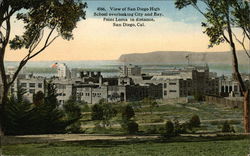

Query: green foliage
[[222, 121, 236, 133], [120, 105, 138, 134], [91, 104, 104, 120], [126, 120, 139, 134], [33, 91, 45, 106], [173, 119, 187, 135], [25, 83, 68, 134], [63, 96, 82, 120], [194, 93, 204, 102], [4, 87, 32, 135], [189, 115, 201, 128], [122, 105, 135, 121], [3, 136, 250, 156], [91, 102, 117, 127], [141, 98, 158, 114], [63, 96, 82, 133], [164, 118, 196, 137], [175, 0, 250, 48], [4, 83, 80, 135], [101, 103, 117, 127], [165, 120, 175, 137], [8, 0, 87, 50]]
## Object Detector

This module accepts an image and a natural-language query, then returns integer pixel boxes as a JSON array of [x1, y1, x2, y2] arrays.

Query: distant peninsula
[[118, 51, 250, 64]]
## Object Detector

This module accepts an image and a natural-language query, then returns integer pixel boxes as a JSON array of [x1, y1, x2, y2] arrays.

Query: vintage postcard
[[0, 0, 250, 156]]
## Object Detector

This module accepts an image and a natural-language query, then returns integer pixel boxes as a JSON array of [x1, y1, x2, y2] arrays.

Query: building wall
[[52, 79, 73, 105], [120, 65, 141, 77], [219, 78, 241, 97], [179, 79, 193, 97], [15, 77, 45, 102], [75, 85, 126, 104], [107, 86, 126, 103], [125, 84, 162, 102], [163, 79, 180, 99], [75, 85, 108, 104], [205, 95, 243, 108], [57, 63, 71, 79]]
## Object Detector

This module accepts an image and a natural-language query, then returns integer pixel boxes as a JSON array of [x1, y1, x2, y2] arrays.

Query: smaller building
[[74, 84, 126, 104], [53, 63, 71, 79], [219, 76, 241, 97], [120, 64, 141, 77], [52, 78, 74, 105], [125, 84, 162, 102]]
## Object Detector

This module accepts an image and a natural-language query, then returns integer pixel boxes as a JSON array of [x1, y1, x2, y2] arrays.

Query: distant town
[[4, 63, 250, 107]]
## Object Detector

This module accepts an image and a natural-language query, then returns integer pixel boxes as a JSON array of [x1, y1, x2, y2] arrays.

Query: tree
[[222, 121, 235, 133], [165, 120, 175, 137], [189, 115, 201, 128], [91, 102, 117, 127], [27, 82, 71, 134], [126, 120, 139, 134], [63, 96, 82, 133], [33, 91, 45, 106], [122, 105, 135, 121], [175, 0, 250, 133], [4, 87, 32, 135], [149, 100, 158, 114], [121, 105, 138, 134], [0, 0, 87, 136], [91, 104, 104, 120], [142, 97, 158, 114], [101, 103, 117, 127], [4, 83, 78, 135]]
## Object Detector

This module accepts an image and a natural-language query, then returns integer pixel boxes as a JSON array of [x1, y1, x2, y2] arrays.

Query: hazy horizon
[[5, 50, 245, 62]]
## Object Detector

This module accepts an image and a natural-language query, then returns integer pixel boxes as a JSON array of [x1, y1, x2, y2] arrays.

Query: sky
[[5, 1, 247, 61]]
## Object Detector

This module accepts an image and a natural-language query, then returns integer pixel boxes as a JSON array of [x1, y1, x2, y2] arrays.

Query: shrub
[[122, 105, 135, 121], [194, 93, 204, 101], [189, 115, 201, 128], [146, 126, 158, 134], [127, 121, 139, 134], [4, 83, 79, 135], [91, 103, 117, 127], [165, 120, 175, 137], [63, 96, 82, 133], [173, 119, 187, 135], [222, 121, 235, 133]]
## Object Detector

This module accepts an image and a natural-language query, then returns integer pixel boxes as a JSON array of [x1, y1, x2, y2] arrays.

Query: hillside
[[118, 51, 250, 64]]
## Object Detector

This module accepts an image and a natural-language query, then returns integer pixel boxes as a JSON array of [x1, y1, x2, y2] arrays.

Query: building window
[[221, 86, 224, 93], [164, 83, 167, 88], [38, 83, 43, 88], [234, 85, 238, 92], [29, 83, 35, 88], [169, 90, 177, 93], [164, 90, 167, 95], [229, 86, 232, 92], [20, 83, 27, 88], [225, 86, 228, 93], [169, 83, 176, 85]]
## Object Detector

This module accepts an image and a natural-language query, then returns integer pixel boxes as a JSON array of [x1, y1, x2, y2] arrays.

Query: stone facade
[[11, 76, 46, 102]]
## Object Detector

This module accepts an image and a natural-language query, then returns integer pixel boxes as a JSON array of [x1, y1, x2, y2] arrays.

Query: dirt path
[[2, 134, 159, 145]]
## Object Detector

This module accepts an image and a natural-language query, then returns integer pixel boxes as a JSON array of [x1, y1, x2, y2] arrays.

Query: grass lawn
[[79, 101, 244, 134], [3, 135, 250, 156]]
